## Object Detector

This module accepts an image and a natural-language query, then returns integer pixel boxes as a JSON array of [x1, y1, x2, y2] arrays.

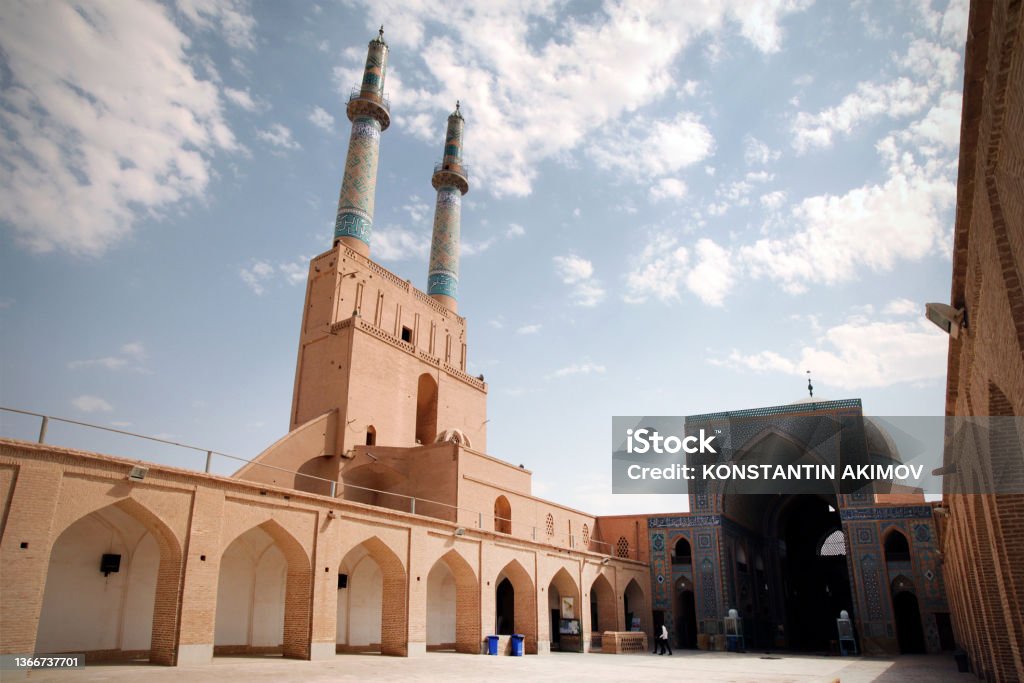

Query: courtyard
[[12, 651, 967, 683]]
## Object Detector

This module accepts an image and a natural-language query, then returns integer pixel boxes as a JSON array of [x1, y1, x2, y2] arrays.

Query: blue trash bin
[[511, 633, 525, 656], [486, 635, 499, 655]]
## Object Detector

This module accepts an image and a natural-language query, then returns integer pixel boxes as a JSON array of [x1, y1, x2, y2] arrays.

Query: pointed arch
[[416, 373, 438, 444], [427, 549, 480, 653], [622, 578, 647, 634], [495, 559, 537, 654], [337, 536, 408, 656], [589, 573, 617, 638], [36, 498, 183, 665], [215, 519, 311, 659], [883, 528, 911, 562], [494, 495, 511, 534], [547, 567, 582, 652]]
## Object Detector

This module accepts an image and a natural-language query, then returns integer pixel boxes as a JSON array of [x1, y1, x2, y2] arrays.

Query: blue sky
[[0, 0, 966, 514]]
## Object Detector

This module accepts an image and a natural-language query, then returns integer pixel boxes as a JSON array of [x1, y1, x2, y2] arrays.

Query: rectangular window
[[401, 326, 413, 343]]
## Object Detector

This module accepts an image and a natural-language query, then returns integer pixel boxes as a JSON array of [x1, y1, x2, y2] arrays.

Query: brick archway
[[337, 536, 408, 656], [216, 519, 312, 659], [38, 499, 184, 665], [495, 559, 537, 654], [427, 549, 480, 653]]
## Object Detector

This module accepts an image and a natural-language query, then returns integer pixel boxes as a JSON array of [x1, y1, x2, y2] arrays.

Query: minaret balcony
[[346, 88, 391, 129], [432, 161, 470, 193]]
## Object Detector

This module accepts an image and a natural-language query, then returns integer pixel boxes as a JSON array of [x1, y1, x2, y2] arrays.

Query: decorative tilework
[[861, 554, 883, 620], [648, 515, 721, 529], [428, 186, 461, 299], [335, 116, 382, 246], [698, 533, 712, 549], [701, 557, 718, 618], [840, 506, 933, 521], [856, 526, 875, 545], [913, 523, 932, 543]]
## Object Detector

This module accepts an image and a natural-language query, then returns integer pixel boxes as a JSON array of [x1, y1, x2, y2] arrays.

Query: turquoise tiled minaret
[[333, 27, 390, 255], [427, 102, 470, 312]]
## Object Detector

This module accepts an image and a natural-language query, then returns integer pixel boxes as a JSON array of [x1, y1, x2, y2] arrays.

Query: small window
[[884, 530, 911, 562], [581, 523, 590, 547], [819, 529, 846, 557], [616, 536, 629, 559], [736, 545, 748, 573], [673, 537, 692, 564], [401, 326, 413, 343], [545, 513, 554, 536], [366, 425, 376, 446]]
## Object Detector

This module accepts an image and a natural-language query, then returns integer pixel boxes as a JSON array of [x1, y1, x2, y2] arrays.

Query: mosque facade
[[2, 6, 1023, 679]]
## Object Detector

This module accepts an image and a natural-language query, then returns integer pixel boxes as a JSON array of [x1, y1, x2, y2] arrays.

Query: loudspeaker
[[101, 553, 121, 576], [338, 573, 348, 589]]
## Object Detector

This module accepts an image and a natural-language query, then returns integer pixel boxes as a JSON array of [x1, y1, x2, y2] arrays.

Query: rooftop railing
[[433, 161, 471, 181], [0, 406, 637, 560], [348, 87, 390, 113]]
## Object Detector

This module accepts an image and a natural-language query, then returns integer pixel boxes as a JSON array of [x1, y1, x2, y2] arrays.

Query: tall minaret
[[333, 26, 390, 256], [427, 102, 470, 312]]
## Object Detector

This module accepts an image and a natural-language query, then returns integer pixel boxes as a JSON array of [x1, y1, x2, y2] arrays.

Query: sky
[[0, 0, 967, 516]]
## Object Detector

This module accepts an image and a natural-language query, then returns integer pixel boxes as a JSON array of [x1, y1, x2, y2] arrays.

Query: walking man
[[657, 623, 673, 655]]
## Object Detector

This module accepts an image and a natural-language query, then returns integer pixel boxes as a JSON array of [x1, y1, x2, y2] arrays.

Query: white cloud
[[624, 233, 690, 304], [372, 227, 430, 261], [591, 113, 714, 180], [340, 1, 811, 197], [72, 395, 113, 413], [741, 154, 956, 293], [176, 0, 257, 50], [548, 362, 606, 379], [516, 324, 542, 335], [744, 136, 780, 165], [0, 0, 239, 256], [685, 239, 735, 307], [257, 123, 301, 150], [240, 260, 274, 294], [714, 311, 948, 390], [792, 40, 960, 153], [239, 257, 311, 293], [553, 255, 594, 283], [224, 86, 257, 111], [625, 233, 734, 306], [650, 178, 688, 202], [760, 190, 787, 210], [69, 342, 148, 371], [308, 106, 336, 132], [554, 254, 606, 307], [506, 223, 525, 238], [882, 298, 919, 316]]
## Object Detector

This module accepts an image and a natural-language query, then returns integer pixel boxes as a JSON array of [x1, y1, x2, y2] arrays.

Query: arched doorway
[[547, 568, 582, 652], [426, 550, 479, 653], [776, 496, 852, 651], [673, 577, 698, 649], [494, 560, 536, 653], [623, 579, 646, 632], [892, 579, 926, 654], [35, 500, 182, 664], [416, 374, 438, 444], [214, 520, 311, 659], [589, 573, 616, 650], [337, 537, 408, 656]]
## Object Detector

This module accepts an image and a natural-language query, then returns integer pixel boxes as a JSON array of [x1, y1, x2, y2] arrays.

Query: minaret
[[427, 102, 470, 312], [333, 26, 390, 256]]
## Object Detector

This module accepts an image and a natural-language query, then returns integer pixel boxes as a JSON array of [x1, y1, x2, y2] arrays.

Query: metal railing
[[433, 161, 471, 181], [348, 87, 390, 112], [0, 406, 637, 559]]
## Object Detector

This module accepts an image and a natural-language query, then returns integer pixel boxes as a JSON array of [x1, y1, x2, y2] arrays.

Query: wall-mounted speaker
[[338, 573, 348, 589], [101, 553, 121, 576]]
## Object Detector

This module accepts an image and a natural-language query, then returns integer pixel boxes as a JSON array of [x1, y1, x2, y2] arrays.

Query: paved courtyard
[[9, 651, 969, 682]]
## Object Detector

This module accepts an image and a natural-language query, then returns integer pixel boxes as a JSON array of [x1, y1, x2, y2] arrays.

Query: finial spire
[[807, 370, 814, 398], [379, 25, 384, 40]]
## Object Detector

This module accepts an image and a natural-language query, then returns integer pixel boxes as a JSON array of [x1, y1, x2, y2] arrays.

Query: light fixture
[[327, 510, 336, 520], [601, 557, 611, 565], [128, 465, 148, 481], [454, 527, 466, 537], [925, 303, 967, 338]]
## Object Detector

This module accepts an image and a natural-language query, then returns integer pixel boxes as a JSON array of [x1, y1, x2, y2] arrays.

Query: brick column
[[0, 461, 62, 655], [174, 487, 225, 664]]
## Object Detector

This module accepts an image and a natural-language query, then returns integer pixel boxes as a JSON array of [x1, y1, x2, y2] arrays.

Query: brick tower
[[333, 26, 390, 256], [427, 102, 470, 313]]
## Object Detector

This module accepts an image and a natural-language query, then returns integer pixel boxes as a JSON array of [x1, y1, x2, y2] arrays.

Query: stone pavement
[[9, 651, 969, 682]]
